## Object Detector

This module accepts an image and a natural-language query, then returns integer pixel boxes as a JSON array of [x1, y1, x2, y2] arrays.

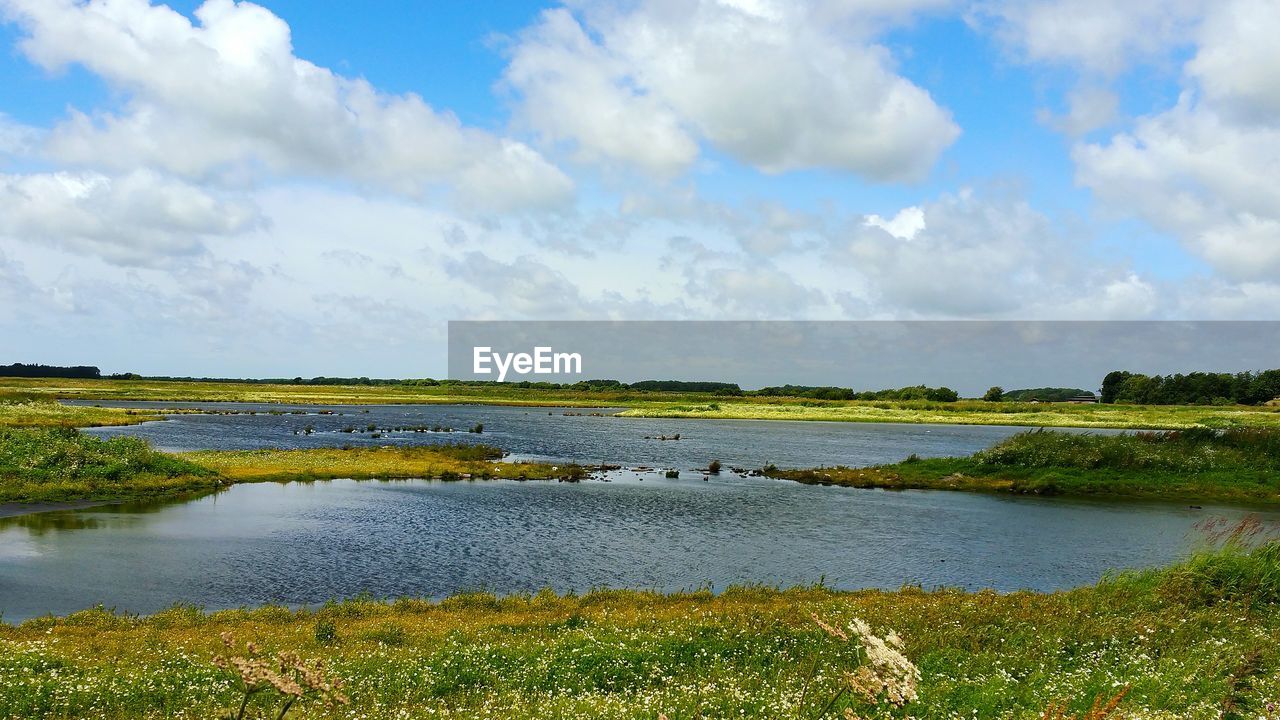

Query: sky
[[1, 0, 1278, 378]]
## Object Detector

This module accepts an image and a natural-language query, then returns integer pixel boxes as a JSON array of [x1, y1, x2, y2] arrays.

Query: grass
[[766, 428, 1280, 504], [619, 398, 1280, 429], [0, 396, 163, 428], [0, 427, 584, 505], [6, 377, 1280, 429], [0, 427, 221, 504], [180, 445, 586, 483], [0, 538, 1277, 719]]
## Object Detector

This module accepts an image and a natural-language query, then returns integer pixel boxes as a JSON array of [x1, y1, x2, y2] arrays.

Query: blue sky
[[0, 0, 1277, 376]]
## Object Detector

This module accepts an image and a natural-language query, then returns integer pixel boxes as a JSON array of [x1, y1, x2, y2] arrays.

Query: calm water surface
[[2, 474, 1270, 621], [1, 402, 1260, 622], [73, 400, 1117, 469]]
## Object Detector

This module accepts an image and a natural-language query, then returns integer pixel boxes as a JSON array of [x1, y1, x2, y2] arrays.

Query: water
[[2, 402, 1264, 622], [1, 474, 1269, 621], [72, 400, 1117, 469]]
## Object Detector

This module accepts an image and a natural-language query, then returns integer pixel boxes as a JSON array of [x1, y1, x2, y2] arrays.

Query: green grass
[[0, 397, 163, 428], [1, 539, 1277, 719], [767, 428, 1280, 503], [619, 398, 1280, 429], [0, 428, 583, 505], [0, 427, 221, 504], [6, 376, 1280, 429]]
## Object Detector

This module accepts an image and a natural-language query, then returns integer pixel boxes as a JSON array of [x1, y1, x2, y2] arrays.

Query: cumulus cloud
[[981, 0, 1207, 75], [0, 169, 262, 264], [1074, 0, 1280, 281], [1, 0, 573, 211], [504, 0, 959, 180], [832, 189, 1156, 318]]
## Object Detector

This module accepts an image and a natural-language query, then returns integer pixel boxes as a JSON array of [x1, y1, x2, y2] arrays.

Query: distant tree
[[1101, 371, 1133, 404], [925, 386, 960, 402], [983, 386, 1005, 402]]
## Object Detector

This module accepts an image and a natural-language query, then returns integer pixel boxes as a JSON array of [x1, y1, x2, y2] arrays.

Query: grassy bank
[[1, 539, 1277, 719], [0, 397, 163, 428], [767, 428, 1280, 503], [6, 376, 1280, 429], [180, 445, 585, 483], [0, 429, 579, 505], [0, 427, 221, 504], [620, 398, 1280, 429]]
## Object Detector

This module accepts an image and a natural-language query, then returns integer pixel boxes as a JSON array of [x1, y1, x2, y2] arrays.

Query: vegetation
[[620, 398, 1280, 429], [1001, 388, 1095, 402], [766, 428, 1280, 503], [0, 428, 582, 505], [180, 445, 585, 483], [7, 377, 1280, 430], [1102, 369, 1280, 406], [0, 363, 100, 379], [0, 396, 163, 428], [1, 537, 1277, 718], [0, 427, 220, 504]]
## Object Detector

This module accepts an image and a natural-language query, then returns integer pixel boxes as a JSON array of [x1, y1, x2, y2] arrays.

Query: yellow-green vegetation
[[1, 537, 1277, 719], [7, 376, 1280, 429], [0, 397, 162, 428], [0, 428, 578, 505], [0, 427, 222, 504], [620, 398, 1280, 429], [767, 428, 1280, 504], [180, 445, 584, 483]]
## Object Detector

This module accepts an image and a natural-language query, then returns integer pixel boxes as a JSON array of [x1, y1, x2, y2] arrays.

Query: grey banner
[[447, 321, 1280, 396]]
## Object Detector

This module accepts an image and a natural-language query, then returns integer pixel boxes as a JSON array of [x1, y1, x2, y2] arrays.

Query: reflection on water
[[0, 494, 219, 534], [2, 472, 1275, 622]]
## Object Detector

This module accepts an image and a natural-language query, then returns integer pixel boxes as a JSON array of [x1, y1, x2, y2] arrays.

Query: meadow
[[5, 377, 1280, 429], [0, 534, 1277, 719], [767, 428, 1280, 504]]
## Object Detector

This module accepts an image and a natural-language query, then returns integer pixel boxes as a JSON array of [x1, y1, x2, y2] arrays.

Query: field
[[5, 377, 1280, 429], [0, 536, 1277, 719], [767, 428, 1280, 504], [618, 399, 1280, 429]]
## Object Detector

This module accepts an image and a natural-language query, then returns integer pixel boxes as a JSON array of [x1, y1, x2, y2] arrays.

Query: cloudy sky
[[1, 0, 1278, 377]]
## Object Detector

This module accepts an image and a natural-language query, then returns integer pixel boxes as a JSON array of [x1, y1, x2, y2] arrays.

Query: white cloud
[[1074, 0, 1280, 282], [1184, 0, 1280, 124], [0, 169, 262, 264], [504, 0, 959, 180], [864, 206, 925, 240], [1039, 85, 1118, 136], [834, 189, 1155, 317], [1, 0, 573, 211], [982, 0, 1206, 75]]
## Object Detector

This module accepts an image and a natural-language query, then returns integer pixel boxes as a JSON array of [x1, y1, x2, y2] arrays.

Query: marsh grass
[[180, 444, 585, 483], [0, 427, 220, 503], [1, 541, 1277, 718], [0, 398, 162, 428], [768, 429, 1280, 503], [6, 376, 1280, 429]]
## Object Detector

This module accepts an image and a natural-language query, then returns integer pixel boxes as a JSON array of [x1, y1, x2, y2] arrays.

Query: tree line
[[0, 363, 101, 379], [1101, 370, 1280, 406]]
